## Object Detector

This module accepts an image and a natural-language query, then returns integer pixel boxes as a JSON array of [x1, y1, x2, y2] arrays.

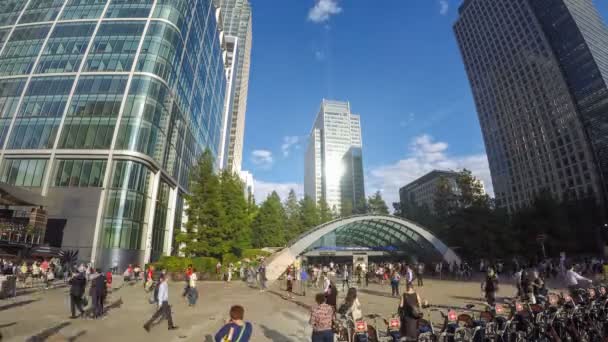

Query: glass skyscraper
[[305, 99, 365, 214], [455, 0, 608, 212], [217, 0, 251, 173], [0, 0, 227, 269]]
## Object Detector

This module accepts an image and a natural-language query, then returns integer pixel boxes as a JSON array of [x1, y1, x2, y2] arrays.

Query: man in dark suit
[[92, 268, 107, 318], [69, 270, 86, 318]]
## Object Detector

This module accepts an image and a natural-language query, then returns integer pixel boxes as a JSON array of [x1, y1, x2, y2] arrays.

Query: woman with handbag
[[398, 283, 422, 340]]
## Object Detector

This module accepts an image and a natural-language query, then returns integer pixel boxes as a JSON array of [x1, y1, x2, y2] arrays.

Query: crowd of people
[[4, 253, 607, 341]]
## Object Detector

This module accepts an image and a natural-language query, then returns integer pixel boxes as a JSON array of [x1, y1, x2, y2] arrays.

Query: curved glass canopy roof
[[265, 215, 460, 281], [290, 215, 460, 264]]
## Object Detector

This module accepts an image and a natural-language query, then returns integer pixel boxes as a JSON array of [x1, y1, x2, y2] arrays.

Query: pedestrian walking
[[90, 268, 106, 318], [143, 274, 177, 331], [214, 305, 252, 342], [405, 265, 414, 288], [310, 293, 334, 342], [258, 262, 267, 291], [416, 263, 424, 287], [187, 268, 198, 306], [341, 265, 349, 291], [286, 268, 294, 298], [390, 270, 401, 297], [300, 267, 309, 296], [399, 283, 423, 340], [481, 268, 499, 306], [68, 271, 86, 319]]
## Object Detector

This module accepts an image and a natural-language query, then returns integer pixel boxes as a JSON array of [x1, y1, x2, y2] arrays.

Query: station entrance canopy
[[265, 215, 460, 281]]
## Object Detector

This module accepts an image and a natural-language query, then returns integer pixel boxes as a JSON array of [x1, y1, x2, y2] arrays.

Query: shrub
[[191, 257, 219, 274], [242, 249, 271, 260], [222, 253, 239, 265], [156, 256, 192, 272]]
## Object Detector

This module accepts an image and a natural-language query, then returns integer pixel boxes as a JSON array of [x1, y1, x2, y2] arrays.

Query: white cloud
[[439, 0, 449, 15], [308, 0, 342, 23], [281, 136, 301, 157], [254, 179, 304, 203], [367, 134, 493, 208], [251, 150, 273, 169]]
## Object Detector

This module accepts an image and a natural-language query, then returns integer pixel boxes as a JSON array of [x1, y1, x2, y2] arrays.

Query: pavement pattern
[[0, 275, 567, 341]]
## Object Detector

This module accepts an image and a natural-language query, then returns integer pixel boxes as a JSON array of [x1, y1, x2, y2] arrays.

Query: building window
[[101, 160, 151, 250], [0, 158, 48, 187], [53, 159, 107, 187]]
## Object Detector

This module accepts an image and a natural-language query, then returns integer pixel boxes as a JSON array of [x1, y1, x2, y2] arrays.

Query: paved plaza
[[0, 276, 559, 341]]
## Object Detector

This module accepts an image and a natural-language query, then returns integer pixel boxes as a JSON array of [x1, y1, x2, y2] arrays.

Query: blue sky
[[243, 0, 608, 205]]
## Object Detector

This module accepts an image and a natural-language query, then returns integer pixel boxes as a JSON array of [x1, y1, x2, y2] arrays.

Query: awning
[[0, 183, 45, 207]]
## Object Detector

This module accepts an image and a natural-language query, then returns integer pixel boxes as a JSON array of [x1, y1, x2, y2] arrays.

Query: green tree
[[457, 169, 490, 208], [300, 196, 320, 230], [367, 191, 389, 215], [318, 197, 333, 223], [176, 150, 229, 259], [251, 191, 286, 247], [220, 170, 251, 252], [284, 189, 303, 241]]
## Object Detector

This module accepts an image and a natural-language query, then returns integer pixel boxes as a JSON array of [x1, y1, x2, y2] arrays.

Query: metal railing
[[0, 220, 43, 246]]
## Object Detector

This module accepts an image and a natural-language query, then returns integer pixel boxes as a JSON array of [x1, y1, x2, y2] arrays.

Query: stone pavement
[[0, 279, 312, 342], [0, 275, 568, 341]]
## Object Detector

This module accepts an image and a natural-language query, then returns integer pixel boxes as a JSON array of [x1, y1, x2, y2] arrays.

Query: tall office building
[[305, 99, 365, 213], [455, 0, 608, 212], [0, 0, 227, 269], [218, 0, 251, 173]]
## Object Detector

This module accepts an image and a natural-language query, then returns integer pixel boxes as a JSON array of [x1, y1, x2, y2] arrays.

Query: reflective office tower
[[218, 0, 251, 173], [305, 100, 365, 214], [455, 0, 608, 212], [0, 0, 227, 269]]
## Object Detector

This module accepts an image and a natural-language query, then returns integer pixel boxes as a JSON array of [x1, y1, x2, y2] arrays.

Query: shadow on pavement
[[0, 299, 40, 312], [204, 334, 214, 342], [260, 324, 298, 342], [359, 288, 401, 299], [450, 295, 486, 303], [26, 321, 71, 342], [67, 330, 87, 341], [0, 322, 16, 328]]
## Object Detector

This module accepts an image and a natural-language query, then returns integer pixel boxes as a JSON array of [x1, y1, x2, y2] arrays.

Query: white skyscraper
[[219, 0, 252, 173], [305, 100, 365, 214]]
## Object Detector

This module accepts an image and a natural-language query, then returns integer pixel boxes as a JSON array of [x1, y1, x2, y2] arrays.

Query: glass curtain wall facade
[[0, 0, 227, 270], [217, 0, 251, 173], [304, 99, 365, 214], [454, 0, 608, 212]]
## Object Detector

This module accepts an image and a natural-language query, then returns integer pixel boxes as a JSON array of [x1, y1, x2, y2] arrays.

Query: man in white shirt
[[144, 274, 177, 331], [565, 265, 591, 295]]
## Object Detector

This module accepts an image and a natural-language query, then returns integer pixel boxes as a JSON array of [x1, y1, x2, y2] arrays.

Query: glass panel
[[59, 75, 127, 149], [83, 22, 145, 72], [0, 1, 27, 26], [152, 0, 192, 33], [53, 159, 107, 188], [18, 0, 64, 24], [0, 78, 26, 146], [61, 0, 106, 20], [105, 0, 153, 19], [36, 22, 96, 74], [0, 25, 51, 76], [0, 158, 47, 187], [136, 22, 183, 85], [102, 160, 151, 250], [8, 76, 74, 149]]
